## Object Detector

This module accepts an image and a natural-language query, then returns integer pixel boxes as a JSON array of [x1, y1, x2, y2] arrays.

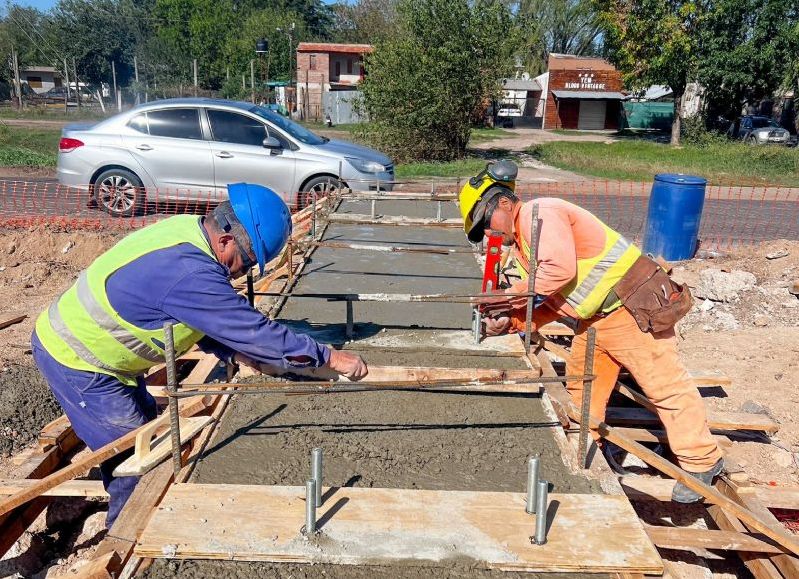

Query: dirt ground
[[0, 222, 797, 578]]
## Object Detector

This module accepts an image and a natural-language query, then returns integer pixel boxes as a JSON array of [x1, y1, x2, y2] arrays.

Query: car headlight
[[347, 157, 387, 174]]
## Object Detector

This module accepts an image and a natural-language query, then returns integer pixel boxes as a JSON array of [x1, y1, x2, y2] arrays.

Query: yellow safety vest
[[516, 206, 641, 319], [35, 215, 215, 385]]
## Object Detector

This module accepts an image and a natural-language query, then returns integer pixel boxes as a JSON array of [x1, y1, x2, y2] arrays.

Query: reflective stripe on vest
[[516, 210, 641, 319], [35, 215, 215, 383]]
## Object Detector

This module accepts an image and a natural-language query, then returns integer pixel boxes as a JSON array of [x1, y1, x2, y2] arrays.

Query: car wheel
[[94, 168, 144, 217], [298, 175, 342, 210]]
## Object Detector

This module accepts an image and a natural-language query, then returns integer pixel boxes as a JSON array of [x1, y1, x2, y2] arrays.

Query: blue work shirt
[[105, 241, 330, 370]]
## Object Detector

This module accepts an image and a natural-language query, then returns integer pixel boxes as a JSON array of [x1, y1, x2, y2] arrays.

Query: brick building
[[541, 54, 626, 130], [296, 42, 373, 121]]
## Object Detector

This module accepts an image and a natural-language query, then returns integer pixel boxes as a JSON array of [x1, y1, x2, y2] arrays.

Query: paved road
[[1, 178, 796, 248]]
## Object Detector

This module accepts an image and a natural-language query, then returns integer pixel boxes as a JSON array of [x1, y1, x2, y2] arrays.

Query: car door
[[121, 107, 215, 199], [205, 108, 296, 202]]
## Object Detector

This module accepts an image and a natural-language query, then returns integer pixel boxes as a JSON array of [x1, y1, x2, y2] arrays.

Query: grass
[[394, 157, 491, 179], [0, 124, 61, 167], [531, 139, 799, 186], [0, 106, 108, 122], [469, 127, 515, 143]]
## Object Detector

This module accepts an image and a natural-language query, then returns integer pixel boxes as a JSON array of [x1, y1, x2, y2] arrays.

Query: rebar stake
[[436, 200, 442, 221], [288, 241, 294, 283], [578, 326, 597, 469], [533, 479, 549, 545], [311, 190, 317, 238], [371, 199, 376, 219], [163, 322, 182, 479], [524, 204, 540, 354], [305, 479, 317, 535], [525, 454, 540, 514], [311, 448, 323, 507], [472, 306, 481, 344], [345, 300, 354, 339], [246, 270, 255, 308]]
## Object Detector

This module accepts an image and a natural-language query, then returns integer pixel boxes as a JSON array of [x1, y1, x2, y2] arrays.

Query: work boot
[[671, 458, 725, 503]]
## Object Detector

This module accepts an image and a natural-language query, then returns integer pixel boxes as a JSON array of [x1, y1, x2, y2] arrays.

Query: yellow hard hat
[[459, 160, 518, 243]]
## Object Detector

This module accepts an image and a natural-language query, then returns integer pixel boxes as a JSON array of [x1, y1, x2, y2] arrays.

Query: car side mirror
[[262, 136, 282, 149]]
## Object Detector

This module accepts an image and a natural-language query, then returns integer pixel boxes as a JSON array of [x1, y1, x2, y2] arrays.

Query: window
[[347, 59, 353, 75], [207, 109, 267, 147], [146, 108, 202, 140], [54, 77, 62, 88], [309, 54, 317, 71], [128, 114, 149, 134], [27, 76, 43, 89], [335, 61, 341, 77]]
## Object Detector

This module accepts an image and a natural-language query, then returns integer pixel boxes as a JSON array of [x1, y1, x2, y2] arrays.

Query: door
[[578, 100, 607, 130], [206, 108, 296, 202], [122, 108, 215, 199]]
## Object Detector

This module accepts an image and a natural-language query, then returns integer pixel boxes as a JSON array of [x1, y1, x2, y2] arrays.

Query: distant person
[[459, 161, 723, 503], [32, 184, 367, 527]]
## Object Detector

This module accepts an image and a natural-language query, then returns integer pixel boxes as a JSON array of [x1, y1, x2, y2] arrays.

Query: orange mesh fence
[[0, 179, 797, 250]]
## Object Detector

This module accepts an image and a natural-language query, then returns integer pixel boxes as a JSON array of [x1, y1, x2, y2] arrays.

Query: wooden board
[[328, 213, 462, 228], [708, 504, 784, 579], [0, 479, 107, 497], [135, 484, 663, 574], [644, 525, 787, 555], [112, 416, 214, 477], [604, 407, 779, 434]]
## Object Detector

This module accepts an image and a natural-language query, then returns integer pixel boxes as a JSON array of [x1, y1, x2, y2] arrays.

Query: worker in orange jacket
[[459, 160, 723, 503]]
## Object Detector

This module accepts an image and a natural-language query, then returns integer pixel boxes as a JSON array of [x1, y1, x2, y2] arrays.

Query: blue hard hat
[[227, 183, 292, 274]]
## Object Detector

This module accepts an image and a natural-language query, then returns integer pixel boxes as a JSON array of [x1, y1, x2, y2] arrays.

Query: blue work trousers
[[31, 331, 157, 528]]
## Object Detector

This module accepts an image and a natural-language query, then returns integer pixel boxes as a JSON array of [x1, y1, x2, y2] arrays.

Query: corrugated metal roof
[[502, 78, 541, 91], [552, 90, 626, 100], [297, 43, 373, 54]]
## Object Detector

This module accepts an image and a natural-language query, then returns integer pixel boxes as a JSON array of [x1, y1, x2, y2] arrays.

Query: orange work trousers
[[566, 307, 722, 473]]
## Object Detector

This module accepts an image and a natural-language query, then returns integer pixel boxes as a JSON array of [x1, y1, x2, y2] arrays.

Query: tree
[[515, 0, 602, 74], [596, 0, 704, 145], [359, 0, 516, 162], [331, 0, 400, 44], [698, 0, 799, 123], [0, 5, 56, 81]]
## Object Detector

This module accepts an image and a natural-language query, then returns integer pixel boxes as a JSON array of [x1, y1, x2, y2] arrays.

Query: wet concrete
[[0, 363, 60, 457], [152, 200, 602, 578]]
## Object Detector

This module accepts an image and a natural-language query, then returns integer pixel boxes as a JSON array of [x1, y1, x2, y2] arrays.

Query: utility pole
[[12, 50, 22, 110], [193, 59, 198, 97], [134, 55, 140, 105], [63, 58, 70, 112], [250, 59, 255, 104], [73, 58, 81, 109], [111, 61, 117, 106]]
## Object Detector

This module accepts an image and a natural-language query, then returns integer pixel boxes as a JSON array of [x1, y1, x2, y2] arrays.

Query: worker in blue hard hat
[[31, 183, 367, 528]]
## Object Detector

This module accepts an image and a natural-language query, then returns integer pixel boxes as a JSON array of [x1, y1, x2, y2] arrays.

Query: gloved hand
[[483, 315, 511, 337], [326, 348, 369, 381]]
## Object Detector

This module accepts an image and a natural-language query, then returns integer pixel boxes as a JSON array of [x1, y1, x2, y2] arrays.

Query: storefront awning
[[552, 90, 627, 100]]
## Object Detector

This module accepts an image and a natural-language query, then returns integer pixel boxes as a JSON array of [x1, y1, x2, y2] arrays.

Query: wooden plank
[[135, 484, 663, 574], [37, 414, 75, 450], [610, 426, 731, 449], [113, 416, 214, 477], [328, 213, 462, 227], [0, 395, 211, 517], [0, 479, 108, 497], [619, 475, 675, 502], [747, 486, 799, 510], [605, 407, 779, 434], [538, 322, 574, 336], [644, 525, 787, 555], [708, 504, 783, 579], [0, 313, 27, 330]]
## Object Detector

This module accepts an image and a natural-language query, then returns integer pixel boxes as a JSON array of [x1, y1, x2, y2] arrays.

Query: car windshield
[[250, 106, 327, 145], [751, 118, 779, 129]]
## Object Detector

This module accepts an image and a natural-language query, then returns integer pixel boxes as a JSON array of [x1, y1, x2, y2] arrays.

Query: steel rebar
[[524, 204, 539, 354], [311, 448, 323, 507], [525, 455, 540, 514], [163, 322, 183, 478], [305, 479, 317, 535], [533, 479, 549, 545], [251, 290, 537, 304], [578, 327, 597, 469]]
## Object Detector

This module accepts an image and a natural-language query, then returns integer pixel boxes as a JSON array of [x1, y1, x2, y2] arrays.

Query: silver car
[[57, 98, 394, 216], [727, 115, 792, 145]]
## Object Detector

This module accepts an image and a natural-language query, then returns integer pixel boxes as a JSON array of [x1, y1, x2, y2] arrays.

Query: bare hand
[[483, 316, 512, 337], [326, 349, 369, 381]]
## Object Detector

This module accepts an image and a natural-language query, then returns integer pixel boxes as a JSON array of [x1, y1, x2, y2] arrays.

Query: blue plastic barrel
[[642, 173, 707, 260]]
